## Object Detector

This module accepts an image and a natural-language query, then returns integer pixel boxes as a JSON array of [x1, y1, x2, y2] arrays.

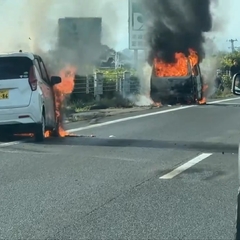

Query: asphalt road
[[1, 97, 240, 239]]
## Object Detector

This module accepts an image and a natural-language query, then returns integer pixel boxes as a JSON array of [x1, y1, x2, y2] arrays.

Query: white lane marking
[[68, 97, 240, 133], [159, 153, 212, 179], [238, 144, 240, 185], [208, 97, 240, 104], [68, 105, 194, 133], [210, 102, 240, 105], [0, 141, 24, 147], [0, 97, 237, 146], [92, 156, 139, 162]]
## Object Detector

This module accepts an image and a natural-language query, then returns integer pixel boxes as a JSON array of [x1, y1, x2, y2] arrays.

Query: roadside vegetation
[[211, 51, 240, 98], [67, 51, 240, 113]]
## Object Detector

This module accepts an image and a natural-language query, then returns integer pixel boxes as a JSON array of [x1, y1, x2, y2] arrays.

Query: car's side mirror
[[50, 76, 61, 86]]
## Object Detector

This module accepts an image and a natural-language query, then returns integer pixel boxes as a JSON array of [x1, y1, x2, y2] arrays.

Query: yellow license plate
[[0, 90, 9, 99]]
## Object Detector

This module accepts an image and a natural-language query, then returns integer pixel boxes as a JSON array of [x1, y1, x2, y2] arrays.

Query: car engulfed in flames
[[150, 48, 207, 104]]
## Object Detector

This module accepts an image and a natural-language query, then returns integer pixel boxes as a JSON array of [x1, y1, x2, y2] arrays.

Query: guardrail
[[70, 72, 140, 102]]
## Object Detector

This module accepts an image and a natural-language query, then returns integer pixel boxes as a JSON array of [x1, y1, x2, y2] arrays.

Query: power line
[[227, 39, 238, 52]]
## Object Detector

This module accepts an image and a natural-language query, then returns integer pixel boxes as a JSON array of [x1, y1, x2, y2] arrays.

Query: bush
[[222, 74, 232, 89], [68, 92, 133, 113], [70, 67, 140, 102], [96, 67, 136, 75], [68, 51, 240, 108], [218, 51, 240, 71], [96, 68, 137, 82], [210, 51, 240, 95]]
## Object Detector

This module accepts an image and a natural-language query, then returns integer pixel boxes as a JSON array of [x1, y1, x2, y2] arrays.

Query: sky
[[0, 0, 238, 53], [0, 0, 128, 52], [209, 0, 240, 52]]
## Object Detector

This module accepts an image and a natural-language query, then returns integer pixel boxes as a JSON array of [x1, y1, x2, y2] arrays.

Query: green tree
[[219, 51, 240, 71]]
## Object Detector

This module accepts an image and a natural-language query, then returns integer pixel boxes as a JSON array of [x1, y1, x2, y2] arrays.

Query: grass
[[67, 94, 134, 113], [66, 87, 234, 114], [210, 88, 233, 99]]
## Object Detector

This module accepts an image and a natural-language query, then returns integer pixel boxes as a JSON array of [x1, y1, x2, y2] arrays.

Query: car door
[[38, 58, 56, 127], [192, 65, 203, 101], [35, 57, 55, 127]]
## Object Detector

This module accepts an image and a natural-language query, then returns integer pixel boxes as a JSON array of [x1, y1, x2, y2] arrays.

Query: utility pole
[[227, 39, 238, 52]]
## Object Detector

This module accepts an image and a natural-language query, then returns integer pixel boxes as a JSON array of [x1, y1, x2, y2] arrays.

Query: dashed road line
[[159, 153, 213, 179]]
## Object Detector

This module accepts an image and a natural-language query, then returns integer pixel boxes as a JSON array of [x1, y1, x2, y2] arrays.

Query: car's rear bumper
[[0, 105, 41, 126], [0, 123, 38, 134]]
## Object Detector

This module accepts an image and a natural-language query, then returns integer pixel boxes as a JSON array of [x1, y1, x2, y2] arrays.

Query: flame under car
[[150, 58, 204, 104]]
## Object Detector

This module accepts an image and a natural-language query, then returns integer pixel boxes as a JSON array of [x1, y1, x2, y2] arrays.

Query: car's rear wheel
[[0, 131, 13, 141], [34, 113, 45, 142]]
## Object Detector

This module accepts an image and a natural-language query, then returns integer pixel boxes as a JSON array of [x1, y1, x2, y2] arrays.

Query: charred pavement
[[0, 96, 240, 239]]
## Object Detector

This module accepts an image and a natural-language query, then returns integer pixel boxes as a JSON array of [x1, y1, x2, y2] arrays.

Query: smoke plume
[[142, 0, 214, 64], [0, 0, 125, 73]]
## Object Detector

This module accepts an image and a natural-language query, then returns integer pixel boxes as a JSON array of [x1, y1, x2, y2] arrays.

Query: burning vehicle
[[150, 48, 204, 104], [142, 0, 213, 105]]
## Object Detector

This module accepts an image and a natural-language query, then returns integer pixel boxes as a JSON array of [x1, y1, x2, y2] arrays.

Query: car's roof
[[0, 52, 36, 60]]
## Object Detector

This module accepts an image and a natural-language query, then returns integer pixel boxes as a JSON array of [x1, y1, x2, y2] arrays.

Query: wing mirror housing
[[50, 76, 61, 86]]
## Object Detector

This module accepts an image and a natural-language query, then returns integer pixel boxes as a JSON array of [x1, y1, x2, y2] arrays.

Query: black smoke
[[143, 0, 213, 64]]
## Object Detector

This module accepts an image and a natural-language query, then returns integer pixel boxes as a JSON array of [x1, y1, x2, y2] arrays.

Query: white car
[[0, 51, 61, 142]]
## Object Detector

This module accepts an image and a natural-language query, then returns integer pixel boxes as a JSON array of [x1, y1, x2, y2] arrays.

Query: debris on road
[[89, 118, 100, 124], [64, 134, 96, 138]]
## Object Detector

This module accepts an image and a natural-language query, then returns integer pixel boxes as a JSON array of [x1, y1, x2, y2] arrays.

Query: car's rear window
[[0, 56, 33, 80]]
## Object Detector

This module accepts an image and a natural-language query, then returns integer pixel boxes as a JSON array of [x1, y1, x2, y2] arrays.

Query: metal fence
[[70, 72, 140, 102]]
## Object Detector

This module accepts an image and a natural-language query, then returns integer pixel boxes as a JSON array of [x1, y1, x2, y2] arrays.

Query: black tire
[[0, 132, 12, 141], [34, 114, 45, 142]]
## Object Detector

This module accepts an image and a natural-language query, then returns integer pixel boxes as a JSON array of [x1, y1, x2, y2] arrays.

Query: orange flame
[[29, 53, 74, 138], [153, 102, 162, 107], [198, 84, 208, 104], [44, 131, 50, 138], [154, 48, 198, 77], [53, 65, 76, 137], [13, 66, 76, 139]]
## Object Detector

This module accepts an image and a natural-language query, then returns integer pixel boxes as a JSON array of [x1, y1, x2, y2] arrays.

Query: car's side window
[[39, 60, 50, 84], [34, 58, 49, 85], [34, 59, 41, 75]]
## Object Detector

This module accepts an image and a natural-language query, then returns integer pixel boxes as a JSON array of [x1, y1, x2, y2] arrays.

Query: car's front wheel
[[34, 113, 45, 142]]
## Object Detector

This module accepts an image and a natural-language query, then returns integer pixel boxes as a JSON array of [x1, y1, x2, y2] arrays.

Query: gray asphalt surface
[[1, 97, 240, 239]]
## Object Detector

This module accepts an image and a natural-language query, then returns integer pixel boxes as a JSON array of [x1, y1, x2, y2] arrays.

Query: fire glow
[[45, 65, 76, 138], [198, 84, 208, 105], [153, 48, 206, 104], [154, 48, 198, 78], [15, 66, 77, 139]]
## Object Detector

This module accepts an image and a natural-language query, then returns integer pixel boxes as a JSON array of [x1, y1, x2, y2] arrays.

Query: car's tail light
[[29, 66, 37, 91]]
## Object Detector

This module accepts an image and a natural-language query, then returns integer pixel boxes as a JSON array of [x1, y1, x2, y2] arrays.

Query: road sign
[[128, 0, 146, 50]]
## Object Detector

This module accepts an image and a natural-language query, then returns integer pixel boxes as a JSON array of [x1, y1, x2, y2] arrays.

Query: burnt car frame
[[150, 59, 204, 104]]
